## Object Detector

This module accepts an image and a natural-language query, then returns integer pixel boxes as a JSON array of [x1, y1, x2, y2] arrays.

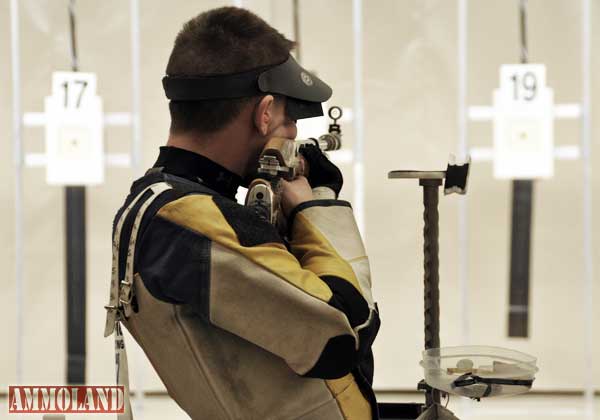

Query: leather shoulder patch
[[211, 196, 284, 247], [136, 215, 211, 321]]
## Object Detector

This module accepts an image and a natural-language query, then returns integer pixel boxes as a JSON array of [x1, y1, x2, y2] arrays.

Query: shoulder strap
[[103, 181, 172, 420], [104, 181, 172, 335], [119, 182, 173, 318]]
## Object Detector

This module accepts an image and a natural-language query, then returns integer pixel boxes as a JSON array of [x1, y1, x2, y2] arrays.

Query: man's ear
[[253, 95, 275, 136]]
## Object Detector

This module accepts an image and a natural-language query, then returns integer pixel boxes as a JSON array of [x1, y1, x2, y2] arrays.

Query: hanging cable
[[293, 0, 301, 63], [519, 0, 528, 64], [68, 0, 79, 72]]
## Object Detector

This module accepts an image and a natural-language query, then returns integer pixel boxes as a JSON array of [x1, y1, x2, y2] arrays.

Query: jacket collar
[[151, 146, 242, 200]]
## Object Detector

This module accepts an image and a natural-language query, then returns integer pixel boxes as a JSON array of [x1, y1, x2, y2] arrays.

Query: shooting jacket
[[112, 146, 381, 420]]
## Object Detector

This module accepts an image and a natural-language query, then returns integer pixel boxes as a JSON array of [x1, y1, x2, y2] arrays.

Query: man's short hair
[[166, 7, 295, 135]]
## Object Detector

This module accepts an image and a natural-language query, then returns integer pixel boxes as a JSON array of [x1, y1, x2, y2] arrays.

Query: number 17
[[61, 80, 89, 108]]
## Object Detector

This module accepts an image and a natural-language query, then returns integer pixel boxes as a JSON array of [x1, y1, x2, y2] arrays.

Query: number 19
[[510, 72, 537, 101]]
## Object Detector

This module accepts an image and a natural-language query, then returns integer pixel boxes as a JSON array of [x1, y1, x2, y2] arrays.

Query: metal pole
[[421, 179, 442, 407], [130, 0, 142, 173], [10, 0, 24, 386], [457, 0, 470, 346], [129, 1, 145, 416], [352, 0, 365, 236], [581, 0, 594, 418], [457, 2, 472, 416]]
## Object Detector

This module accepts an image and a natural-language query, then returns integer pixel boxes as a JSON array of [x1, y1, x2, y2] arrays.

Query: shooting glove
[[299, 144, 343, 198]]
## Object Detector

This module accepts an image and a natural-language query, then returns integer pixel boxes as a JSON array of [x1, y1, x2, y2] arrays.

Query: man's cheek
[[273, 124, 296, 140], [288, 124, 297, 140]]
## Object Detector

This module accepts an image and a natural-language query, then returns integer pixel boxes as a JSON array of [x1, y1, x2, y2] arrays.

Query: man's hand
[[299, 144, 343, 197], [281, 176, 313, 218]]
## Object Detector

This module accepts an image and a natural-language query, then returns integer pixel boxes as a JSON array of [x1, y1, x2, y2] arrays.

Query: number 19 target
[[493, 64, 554, 179]]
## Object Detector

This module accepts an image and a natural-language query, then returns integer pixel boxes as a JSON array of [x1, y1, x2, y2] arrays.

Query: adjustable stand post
[[420, 179, 443, 407], [389, 157, 469, 419]]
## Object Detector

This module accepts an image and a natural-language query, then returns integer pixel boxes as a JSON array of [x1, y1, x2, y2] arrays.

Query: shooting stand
[[378, 158, 469, 420]]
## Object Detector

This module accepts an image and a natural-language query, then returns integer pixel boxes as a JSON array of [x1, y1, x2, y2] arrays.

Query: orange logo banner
[[8, 386, 125, 414]]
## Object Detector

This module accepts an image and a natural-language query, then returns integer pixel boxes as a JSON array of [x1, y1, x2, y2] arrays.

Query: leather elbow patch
[[300, 276, 374, 380], [302, 335, 357, 379], [320, 275, 370, 328], [302, 311, 380, 380]]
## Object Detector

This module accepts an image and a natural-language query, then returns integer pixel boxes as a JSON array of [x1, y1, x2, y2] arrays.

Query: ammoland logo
[[8, 386, 125, 414]]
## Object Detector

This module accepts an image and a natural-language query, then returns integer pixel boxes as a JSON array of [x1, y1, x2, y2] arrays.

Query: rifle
[[245, 106, 343, 233]]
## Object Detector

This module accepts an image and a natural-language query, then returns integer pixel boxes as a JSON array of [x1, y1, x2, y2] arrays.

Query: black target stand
[[65, 0, 87, 385]]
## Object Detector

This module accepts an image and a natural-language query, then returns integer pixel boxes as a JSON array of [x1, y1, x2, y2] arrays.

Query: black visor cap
[[162, 55, 332, 120]]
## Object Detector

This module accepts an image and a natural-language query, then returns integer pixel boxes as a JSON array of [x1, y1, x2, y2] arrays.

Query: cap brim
[[258, 55, 332, 103], [285, 98, 324, 120]]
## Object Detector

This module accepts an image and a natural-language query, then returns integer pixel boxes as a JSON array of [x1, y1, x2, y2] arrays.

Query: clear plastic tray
[[420, 346, 538, 399]]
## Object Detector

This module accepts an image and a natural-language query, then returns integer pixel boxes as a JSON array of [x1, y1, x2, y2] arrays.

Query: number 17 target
[[45, 71, 104, 185]]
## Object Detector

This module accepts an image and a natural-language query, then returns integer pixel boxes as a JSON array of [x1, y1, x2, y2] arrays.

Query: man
[[104, 7, 380, 420]]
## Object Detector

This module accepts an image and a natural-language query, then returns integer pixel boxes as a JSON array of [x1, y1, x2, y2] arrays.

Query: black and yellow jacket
[[113, 146, 381, 420]]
